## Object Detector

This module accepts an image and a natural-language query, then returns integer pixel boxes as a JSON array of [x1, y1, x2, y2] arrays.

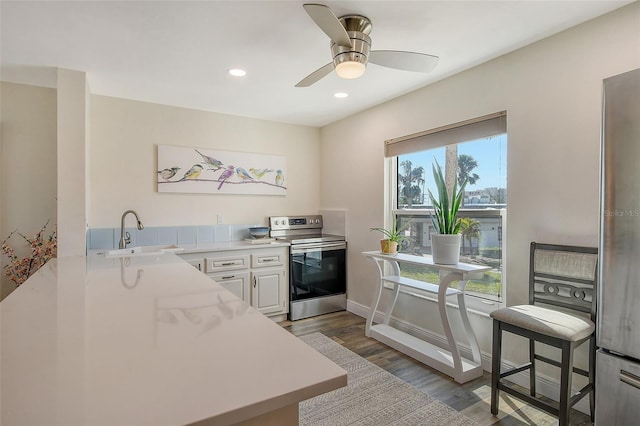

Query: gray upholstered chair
[[490, 242, 598, 425]]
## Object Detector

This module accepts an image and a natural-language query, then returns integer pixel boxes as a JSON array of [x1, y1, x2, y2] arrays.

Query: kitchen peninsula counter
[[0, 254, 346, 426]]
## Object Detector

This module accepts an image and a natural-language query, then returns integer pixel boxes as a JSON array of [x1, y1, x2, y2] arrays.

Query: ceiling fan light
[[228, 68, 247, 77], [335, 61, 366, 79]]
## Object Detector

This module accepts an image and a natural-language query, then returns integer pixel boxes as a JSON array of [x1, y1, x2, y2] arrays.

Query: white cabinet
[[179, 246, 288, 320], [252, 268, 286, 315], [184, 258, 204, 272], [251, 251, 285, 268], [209, 271, 250, 301], [250, 250, 288, 316], [207, 255, 249, 273]]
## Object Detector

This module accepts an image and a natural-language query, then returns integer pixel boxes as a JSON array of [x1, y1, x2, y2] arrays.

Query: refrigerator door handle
[[620, 370, 640, 390]]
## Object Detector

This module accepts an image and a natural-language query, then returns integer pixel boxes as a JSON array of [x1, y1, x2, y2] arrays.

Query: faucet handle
[[124, 231, 131, 245]]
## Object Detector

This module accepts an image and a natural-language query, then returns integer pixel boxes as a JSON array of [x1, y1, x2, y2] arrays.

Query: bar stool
[[490, 242, 598, 425]]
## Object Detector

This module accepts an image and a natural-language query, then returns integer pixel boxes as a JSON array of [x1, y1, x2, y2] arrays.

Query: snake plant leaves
[[427, 160, 467, 235]]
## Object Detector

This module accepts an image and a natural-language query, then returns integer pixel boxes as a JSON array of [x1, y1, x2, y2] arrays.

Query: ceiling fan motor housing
[[331, 15, 372, 72]]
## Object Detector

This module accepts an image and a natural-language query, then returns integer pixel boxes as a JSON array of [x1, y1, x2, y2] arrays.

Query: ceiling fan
[[296, 3, 439, 87]]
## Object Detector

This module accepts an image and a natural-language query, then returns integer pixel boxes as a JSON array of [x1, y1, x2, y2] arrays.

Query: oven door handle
[[291, 242, 346, 254]]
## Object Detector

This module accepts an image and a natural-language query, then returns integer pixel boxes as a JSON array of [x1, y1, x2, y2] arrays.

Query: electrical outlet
[[217, 213, 224, 224]]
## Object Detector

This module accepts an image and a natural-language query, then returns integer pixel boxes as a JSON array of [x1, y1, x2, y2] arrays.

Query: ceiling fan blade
[[295, 62, 335, 87], [303, 4, 352, 48], [369, 50, 439, 73]]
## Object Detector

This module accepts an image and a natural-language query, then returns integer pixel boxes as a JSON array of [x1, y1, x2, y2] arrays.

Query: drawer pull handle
[[620, 370, 640, 390], [260, 258, 277, 262], [221, 275, 235, 280]]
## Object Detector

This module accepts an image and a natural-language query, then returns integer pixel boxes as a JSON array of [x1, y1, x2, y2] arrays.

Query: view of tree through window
[[394, 134, 507, 301]]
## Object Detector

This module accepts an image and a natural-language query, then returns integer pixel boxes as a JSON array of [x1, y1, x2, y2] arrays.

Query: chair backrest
[[529, 242, 598, 321]]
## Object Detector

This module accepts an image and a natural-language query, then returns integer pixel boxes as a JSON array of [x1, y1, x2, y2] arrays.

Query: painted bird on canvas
[[179, 164, 203, 181], [157, 167, 180, 180], [217, 165, 235, 190], [249, 168, 273, 179], [275, 170, 284, 187], [236, 168, 254, 182], [195, 149, 223, 171]]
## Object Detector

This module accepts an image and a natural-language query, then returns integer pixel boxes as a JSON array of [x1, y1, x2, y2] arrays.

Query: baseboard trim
[[346, 299, 590, 415]]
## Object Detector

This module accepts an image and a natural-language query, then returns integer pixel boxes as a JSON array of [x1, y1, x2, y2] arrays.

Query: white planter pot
[[431, 233, 462, 265]]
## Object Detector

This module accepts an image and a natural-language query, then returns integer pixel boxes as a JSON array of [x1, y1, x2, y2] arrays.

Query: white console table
[[363, 251, 491, 384]]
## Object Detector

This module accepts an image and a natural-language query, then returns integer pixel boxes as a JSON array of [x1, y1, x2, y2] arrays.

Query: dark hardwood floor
[[279, 311, 593, 426]]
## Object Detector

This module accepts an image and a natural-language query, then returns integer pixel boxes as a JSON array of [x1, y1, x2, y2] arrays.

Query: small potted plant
[[427, 160, 467, 264], [370, 219, 409, 255]]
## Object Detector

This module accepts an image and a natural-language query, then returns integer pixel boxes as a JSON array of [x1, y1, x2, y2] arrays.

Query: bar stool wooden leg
[[529, 338, 536, 397], [491, 320, 502, 415], [558, 341, 574, 426]]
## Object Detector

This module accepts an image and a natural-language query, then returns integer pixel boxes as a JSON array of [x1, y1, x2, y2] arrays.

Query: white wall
[[320, 3, 640, 365], [89, 96, 320, 228], [57, 68, 89, 256], [0, 82, 57, 299]]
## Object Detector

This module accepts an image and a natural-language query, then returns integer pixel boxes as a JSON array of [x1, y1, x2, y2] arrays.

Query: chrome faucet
[[119, 210, 144, 249]]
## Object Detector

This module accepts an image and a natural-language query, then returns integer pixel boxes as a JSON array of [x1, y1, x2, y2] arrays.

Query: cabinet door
[[184, 258, 204, 272], [251, 268, 287, 315], [208, 272, 250, 302]]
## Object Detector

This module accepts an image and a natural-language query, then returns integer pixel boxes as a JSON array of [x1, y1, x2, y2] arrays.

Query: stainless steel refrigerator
[[597, 68, 640, 424]]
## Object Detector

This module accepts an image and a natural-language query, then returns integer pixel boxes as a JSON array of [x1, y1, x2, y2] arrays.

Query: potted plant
[[427, 160, 467, 264], [370, 219, 409, 255]]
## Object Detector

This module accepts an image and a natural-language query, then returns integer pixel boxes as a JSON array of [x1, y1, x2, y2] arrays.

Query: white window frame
[[384, 112, 508, 315]]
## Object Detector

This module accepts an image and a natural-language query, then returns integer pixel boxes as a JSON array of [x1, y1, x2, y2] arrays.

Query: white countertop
[[88, 240, 291, 257], [1, 254, 346, 426], [178, 240, 290, 254]]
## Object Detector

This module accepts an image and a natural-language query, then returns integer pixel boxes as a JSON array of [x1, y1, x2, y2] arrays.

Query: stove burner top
[[269, 215, 345, 245], [275, 233, 345, 245]]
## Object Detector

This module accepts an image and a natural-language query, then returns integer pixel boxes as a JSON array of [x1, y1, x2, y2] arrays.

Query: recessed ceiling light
[[228, 68, 247, 77], [334, 92, 348, 98]]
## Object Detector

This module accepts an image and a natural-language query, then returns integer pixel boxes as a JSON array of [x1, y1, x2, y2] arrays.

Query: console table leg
[[439, 271, 464, 380], [383, 261, 402, 325], [366, 260, 386, 336], [457, 281, 482, 364]]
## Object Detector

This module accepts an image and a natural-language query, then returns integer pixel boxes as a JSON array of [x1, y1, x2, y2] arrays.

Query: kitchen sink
[[105, 244, 184, 258]]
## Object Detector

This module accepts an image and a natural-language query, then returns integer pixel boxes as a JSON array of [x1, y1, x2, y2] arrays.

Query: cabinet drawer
[[205, 255, 249, 273], [251, 251, 285, 268], [208, 271, 250, 302]]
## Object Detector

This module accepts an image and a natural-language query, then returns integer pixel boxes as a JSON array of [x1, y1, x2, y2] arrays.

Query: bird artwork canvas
[[157, 145, 286, 195]]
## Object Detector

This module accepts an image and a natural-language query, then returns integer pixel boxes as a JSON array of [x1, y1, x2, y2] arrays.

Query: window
[[387, 112, 507, 306]]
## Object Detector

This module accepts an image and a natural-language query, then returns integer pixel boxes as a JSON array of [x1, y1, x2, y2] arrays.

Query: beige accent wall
[[0, 82, 57, 299], [320, 2, 640, 365], [89, 96, 320, 227]]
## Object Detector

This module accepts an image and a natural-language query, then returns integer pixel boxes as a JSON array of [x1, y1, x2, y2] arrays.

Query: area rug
[[299, 332, 479, 426]]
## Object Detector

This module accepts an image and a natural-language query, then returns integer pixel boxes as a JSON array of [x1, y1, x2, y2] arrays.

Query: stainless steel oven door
[[289, 242, 346, 302]]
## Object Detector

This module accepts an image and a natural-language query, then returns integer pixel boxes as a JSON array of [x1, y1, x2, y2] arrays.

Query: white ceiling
[[1, 1, 632, 127]]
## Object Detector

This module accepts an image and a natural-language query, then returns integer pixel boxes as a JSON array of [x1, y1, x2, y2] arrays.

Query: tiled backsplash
[[86, 224, 259, 250]]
